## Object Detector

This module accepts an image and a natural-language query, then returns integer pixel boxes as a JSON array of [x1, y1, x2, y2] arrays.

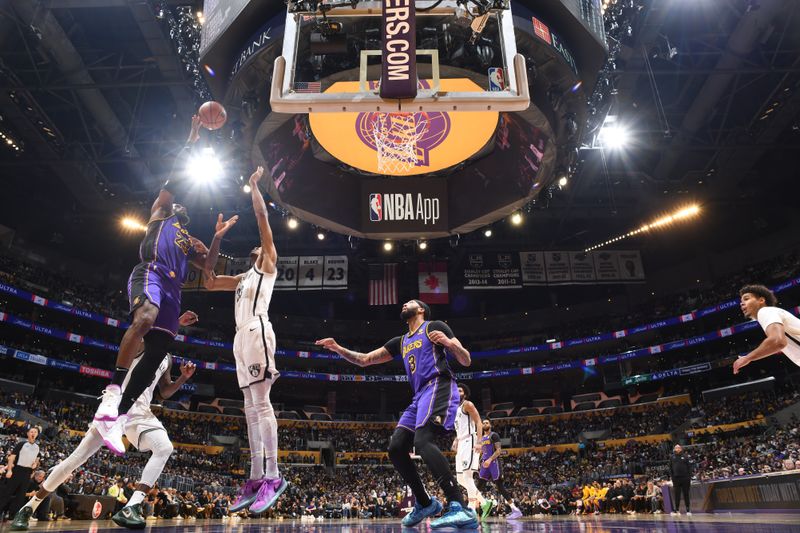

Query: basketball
[[198, 101, 227, 130]]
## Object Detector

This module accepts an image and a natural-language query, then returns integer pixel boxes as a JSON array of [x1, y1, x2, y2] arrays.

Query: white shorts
[[234, 316, 279, 389], [455, 436, 480, 473], [125, 413, 167, 451]]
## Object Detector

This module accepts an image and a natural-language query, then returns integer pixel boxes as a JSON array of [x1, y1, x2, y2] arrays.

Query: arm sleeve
[[383, 336, 402, 359], [491, 432, 501, 445], [12, 441, 23, 456], [427, 320, 455, 339]]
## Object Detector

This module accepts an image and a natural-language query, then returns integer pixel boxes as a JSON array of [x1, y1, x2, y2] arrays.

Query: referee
[[0, 428, 40, 518]]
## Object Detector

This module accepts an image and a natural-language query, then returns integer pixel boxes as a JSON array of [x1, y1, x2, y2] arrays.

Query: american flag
[[294, 81, 322, 93], [368, 263, 398, 306], [532, 17, 552, 45]]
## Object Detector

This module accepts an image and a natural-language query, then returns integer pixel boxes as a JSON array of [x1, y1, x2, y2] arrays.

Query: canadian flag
[[418, 262, 449, 304]]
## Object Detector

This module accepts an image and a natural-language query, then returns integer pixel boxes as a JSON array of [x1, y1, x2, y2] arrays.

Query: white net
[[372, 113, 429, 174]]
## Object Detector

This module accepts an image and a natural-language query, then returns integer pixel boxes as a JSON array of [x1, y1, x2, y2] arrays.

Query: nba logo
[[488, 67, 504, 92], [369, 193, 383, 221]]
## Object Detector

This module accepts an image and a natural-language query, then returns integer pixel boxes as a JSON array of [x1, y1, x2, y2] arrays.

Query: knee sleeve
[[138, 431, 173, 488], [388, 428, 414, 459]]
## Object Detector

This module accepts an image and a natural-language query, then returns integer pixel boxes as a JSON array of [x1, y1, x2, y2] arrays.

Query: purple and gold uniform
[[383, 320, 460, 432], [479, 432, 501, 481], [127, 214, 195, 337]]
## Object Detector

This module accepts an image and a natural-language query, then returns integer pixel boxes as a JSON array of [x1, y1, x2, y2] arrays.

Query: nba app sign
[[363, 179, 447, 233], [369, 193, 440, 225]]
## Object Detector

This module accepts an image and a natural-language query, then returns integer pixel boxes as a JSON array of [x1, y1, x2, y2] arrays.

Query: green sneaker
[[10, 506, 33, 531], [480, 500, 495, 521], [112, 504, 146, 529]]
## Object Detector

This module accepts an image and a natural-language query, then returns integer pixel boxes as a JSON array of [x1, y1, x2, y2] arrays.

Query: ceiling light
[[484, 229, 493, 238], [120, 217, 147, 232], [418, 241, 428, 250], [287, 217, 299, 229], [510, 212, 523, 226], [383, 241, 394, 251], [242, 184, 251, 194], [558, 176, 568, 188], [187, 147, 222, 183], [317, 232, 326, 240], [599, 125, 629, 149]]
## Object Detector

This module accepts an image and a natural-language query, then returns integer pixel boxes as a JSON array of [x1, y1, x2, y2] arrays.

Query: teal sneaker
[[402, 496, 443, 527], [431, 501, 479, 529], [112, 504, 146, 529], [10, 506, 33, 531]]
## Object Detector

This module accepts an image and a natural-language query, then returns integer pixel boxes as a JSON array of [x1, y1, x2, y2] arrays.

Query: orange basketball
[[198, 101, 227, 130]]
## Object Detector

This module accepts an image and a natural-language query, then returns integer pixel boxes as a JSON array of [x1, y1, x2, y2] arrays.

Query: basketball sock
[[118, 330, 171, 414], [24, 496, 44, 512], [250, 380, 279, 479], [127, 491, 146, 507], [243, 387, 264, 480], [112, 367, 129, 387], [388, 427, 431, 507]]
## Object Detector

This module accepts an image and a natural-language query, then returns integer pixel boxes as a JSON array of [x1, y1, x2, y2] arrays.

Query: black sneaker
[[10, 506, 33, 531], [112, 504, 146, 529]]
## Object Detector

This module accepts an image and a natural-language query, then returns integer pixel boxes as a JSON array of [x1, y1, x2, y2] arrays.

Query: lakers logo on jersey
[[172, 222, 192, 255]]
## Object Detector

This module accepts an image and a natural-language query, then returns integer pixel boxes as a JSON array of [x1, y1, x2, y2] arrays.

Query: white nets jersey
[[454, 403, 477, 441], [235, 264, 277, 329], [756, 306, 800, 367], [123, 352, 170, 418]]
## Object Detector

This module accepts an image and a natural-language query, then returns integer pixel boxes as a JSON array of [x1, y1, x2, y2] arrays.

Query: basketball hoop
[[372, 112, 429, 174]]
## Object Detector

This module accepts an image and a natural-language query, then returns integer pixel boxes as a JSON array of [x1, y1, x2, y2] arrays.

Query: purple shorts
[[397, 377, 459, 432], [127, 262, 181, 337], [479, 459, 501, 481]]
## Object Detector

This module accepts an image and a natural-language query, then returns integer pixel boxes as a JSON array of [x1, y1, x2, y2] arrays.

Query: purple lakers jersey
[[139, 214, 194, 285], [481, 432, 500, 461], [401, 321, 455, 394]]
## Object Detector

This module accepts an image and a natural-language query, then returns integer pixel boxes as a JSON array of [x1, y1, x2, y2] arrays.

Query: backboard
[[270, 0, 530, 113]]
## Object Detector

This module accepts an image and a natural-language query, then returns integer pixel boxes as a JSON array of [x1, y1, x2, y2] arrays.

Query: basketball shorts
[[479, 459, 501, 481], [233, 316, 279, 389], [397, 377, 459, 432], [127, 262, 181, 337], [455, 437, 481, 473], [125, 413, 167, 451]]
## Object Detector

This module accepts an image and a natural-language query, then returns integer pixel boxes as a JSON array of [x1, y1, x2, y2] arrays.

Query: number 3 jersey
[[384, 320, 456, 394]]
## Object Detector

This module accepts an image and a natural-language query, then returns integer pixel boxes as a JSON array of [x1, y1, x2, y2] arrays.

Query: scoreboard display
[[199, 0, 252, 57]]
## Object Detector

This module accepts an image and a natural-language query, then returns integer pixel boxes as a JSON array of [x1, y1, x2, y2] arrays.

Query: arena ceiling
[[0, 0, 799, 262]]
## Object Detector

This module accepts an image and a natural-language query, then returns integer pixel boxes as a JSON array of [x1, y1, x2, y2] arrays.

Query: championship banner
[[519, 252, 546, 285], [463, 253, 522, 289], [543, 251, 570, 284], [593, 251, 621, 281], [569, 252, 597, 282]]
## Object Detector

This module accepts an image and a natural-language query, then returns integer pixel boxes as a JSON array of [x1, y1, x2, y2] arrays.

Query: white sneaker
[[686, 512, 692, 516], [94, 385, 122, 422], [670, 512, 678, 516], [95, 415, 127, 456]]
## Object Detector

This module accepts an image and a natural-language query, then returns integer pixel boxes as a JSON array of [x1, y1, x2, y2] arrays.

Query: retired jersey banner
[[419, 262, 449, 304], [463, 253, 522, 289]]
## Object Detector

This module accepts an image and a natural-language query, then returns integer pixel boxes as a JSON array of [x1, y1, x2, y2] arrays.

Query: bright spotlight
[[187, 147, 222, 183], [558, 176, 568, 188], [599, 125, 629, 149], [120, 217, 147, 232], [287, 217, 299, 230], [418, 240, 428, 250], [484, 229, 493, 238], [383, 241, 394, 251], [317, 232, 326, 241], [242, 184, 251, 194], [510, 212, 523, 226]]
